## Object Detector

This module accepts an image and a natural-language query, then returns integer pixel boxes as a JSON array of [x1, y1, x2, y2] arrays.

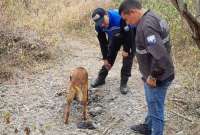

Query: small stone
[[126, 108, 132, 116], [24, 127, 30, 135], [176, 131, 184, 135], [108, 95, 118, 102], [109, 102, 114, 106], [14, 128, 18, 133], [89, 106, 103, 117], [89, 89, 104, 103], [77, 121, 96, 130], [1, 94, 5, 97]]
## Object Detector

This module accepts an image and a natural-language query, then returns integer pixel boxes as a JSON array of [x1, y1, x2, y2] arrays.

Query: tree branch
[[170, 0, 200, 49]]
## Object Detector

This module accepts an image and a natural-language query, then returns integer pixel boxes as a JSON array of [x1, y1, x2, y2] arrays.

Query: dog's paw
[[64, 119, 69, 124]]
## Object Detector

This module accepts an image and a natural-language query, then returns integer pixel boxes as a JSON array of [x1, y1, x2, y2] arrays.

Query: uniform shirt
[[95, 9, 135, 60], [135, 10, 174, 82], [95, 9, 121, 38]]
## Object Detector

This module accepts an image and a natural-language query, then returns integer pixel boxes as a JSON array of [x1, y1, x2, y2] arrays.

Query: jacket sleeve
[[95, 25, 109, 60], [120, 20, 128, 53], [106, 27, 122, 65], [143, 23, 170, 78], [120, 19, 136, 54]]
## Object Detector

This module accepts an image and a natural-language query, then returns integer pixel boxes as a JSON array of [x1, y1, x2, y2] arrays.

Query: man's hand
[[103, 59, 109, 65], [146, 75, 157, 87], [103, 60, 112, 70], [122, 51, 129, 58]]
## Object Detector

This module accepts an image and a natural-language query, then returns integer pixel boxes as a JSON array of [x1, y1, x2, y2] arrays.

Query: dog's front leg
[[82, 84, 88, 121], [64, 84, 75, 124], [82, 101, 88, 121], [64, 102, 71, 124]]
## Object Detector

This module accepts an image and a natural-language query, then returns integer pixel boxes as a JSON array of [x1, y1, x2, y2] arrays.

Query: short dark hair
[[119, 0, 142, 15]]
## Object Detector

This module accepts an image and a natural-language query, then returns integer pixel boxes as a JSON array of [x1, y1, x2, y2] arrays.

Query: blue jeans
[[144, 81, 172, 135]]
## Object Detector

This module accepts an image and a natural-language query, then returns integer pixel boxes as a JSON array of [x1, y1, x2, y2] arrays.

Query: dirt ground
[[0, 37, 188, 135]]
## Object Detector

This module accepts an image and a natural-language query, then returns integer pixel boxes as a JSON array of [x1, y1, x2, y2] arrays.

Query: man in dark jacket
[[119, 0, 175, 135], [91, 8, 136, 94]]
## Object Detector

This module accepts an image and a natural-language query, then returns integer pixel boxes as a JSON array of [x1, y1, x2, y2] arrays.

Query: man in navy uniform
[[91, 8, 136, 94], [119, 0, 175, 134]]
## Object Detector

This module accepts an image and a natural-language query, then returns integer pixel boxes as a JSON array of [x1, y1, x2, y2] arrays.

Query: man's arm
[[143, 24, 170, 79], [106, 27, 122, 65], [120, 19, 130, 54], [95, 25, 108, 60], [120, 19, 136, 56]]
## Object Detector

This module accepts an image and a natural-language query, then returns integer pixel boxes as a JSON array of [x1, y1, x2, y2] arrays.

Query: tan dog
[[64, 67, 88, 124]]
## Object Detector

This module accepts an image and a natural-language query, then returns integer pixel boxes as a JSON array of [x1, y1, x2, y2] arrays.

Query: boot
[[91, 66, 108, 88], [130, 124, 151, 135], [120, 76, 129, 94]]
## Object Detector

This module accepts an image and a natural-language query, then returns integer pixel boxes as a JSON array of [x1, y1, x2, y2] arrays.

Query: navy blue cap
[[92, 8, 106, 27]]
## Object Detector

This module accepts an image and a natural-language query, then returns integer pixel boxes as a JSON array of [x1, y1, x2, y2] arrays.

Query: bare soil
[[0, 37, 198, 135]]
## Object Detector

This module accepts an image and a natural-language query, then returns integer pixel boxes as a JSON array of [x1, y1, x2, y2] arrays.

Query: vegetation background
[[0, 0, 199, 134]]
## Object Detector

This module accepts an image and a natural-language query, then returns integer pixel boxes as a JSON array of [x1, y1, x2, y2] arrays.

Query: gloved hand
[[103, 60, 112, 70], [147, 75, 157, 87], [122, 51, 129, 58]]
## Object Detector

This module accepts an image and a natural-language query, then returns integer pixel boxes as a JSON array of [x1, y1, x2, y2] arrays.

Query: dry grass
[[0, 0, 109, 82], [2, 111, 11, 124], [1, 0, 115, 42], [0, 28, 53, 83], [0, 0, 116, 83]]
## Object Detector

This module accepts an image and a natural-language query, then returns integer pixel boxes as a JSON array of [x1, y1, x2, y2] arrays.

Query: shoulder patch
[[124, 26, 130, 32], [147, 35, 156, 46], [92, 14, 100, 21], [114, 33, 120, 37]]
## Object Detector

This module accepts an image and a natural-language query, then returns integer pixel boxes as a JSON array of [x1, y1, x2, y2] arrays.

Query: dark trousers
[[109, 46, 134, 79], [99, 36, 134, 80]]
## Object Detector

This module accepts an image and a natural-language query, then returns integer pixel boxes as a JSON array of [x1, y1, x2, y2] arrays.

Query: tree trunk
[[197, 0, 200, 18], [170, 0, 200, 49]]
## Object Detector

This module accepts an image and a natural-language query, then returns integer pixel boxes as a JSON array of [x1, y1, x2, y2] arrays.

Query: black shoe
[[120, 85, 129, 94], [91, 66, 108, 88], [120, 77, 129, 94], [91, 78, 105, 88], [130, 124, 151, 135]]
